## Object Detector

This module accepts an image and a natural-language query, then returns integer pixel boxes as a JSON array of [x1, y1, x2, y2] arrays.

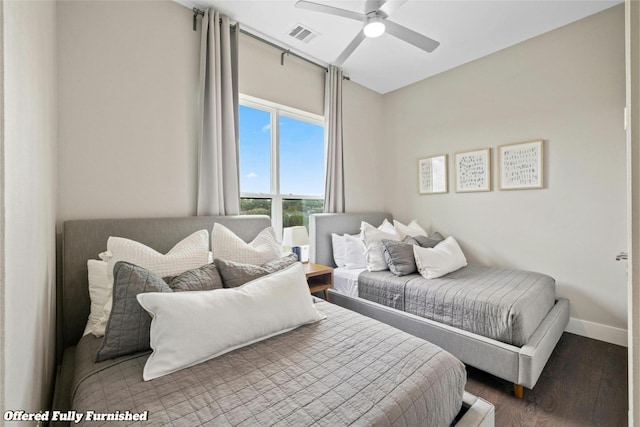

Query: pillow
[[361, 221, 401, 271], [343, 234, 367, 269], [137, 263, 326, 381], [413, 236, 468, 279], [394, 219, 428, 239], [382, 237, 420, 276], [95, 261, 173, 362], [164, 263, 223, 292], [214, 253, 298, 288], [413, 232, 445, 248], [94, 230, 210, 336], [84, 260, 110, 336], [331, 233, 346, 268], [379, 218, 396, 235], [212, 224, 281, 264]]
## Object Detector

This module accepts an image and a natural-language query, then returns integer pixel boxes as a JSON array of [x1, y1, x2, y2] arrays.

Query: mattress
[[71, 300, 465, 426], [333, 267, 364, 296], [358, 265, 556, 346]]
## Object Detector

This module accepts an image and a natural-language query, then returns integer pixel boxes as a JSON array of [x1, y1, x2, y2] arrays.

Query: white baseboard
[[565, 317, 628, 347]]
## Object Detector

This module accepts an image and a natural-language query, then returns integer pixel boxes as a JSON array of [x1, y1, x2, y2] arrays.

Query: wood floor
[[465, 332, 628, 427]]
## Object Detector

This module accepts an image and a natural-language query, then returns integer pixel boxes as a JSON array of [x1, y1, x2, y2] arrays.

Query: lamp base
[[292, 246, 309, 263]]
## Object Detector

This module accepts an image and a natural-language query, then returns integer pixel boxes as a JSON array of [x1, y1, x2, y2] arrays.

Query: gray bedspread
[[358, 265, 556, 346], [71, 300, 465, 426]]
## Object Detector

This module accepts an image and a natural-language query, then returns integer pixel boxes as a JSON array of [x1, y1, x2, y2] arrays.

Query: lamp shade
[[282, 226, 310, 247]]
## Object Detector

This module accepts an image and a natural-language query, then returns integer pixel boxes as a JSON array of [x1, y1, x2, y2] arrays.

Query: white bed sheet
[[333, 267, 365, 297]]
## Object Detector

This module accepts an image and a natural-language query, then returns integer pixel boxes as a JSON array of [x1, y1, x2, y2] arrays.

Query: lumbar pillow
[[361, 221, 400, 271], [414, 236, 468, 279], [163, 263, 223, 292], [84, 260, 110, 336], [343, 234, 367, 269], [382, 237, 420, 276], [137, 263, 326, 381], [212, 223, 281, 265], [95, 262, 173, 362], [214, 253, 298, 288], [93, 230, 210, 336], [393, 219, 428, 239]]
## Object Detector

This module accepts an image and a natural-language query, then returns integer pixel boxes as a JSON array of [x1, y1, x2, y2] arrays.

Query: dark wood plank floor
[[465, 332, 628, 427]]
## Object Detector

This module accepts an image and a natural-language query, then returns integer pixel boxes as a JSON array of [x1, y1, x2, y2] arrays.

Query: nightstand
[[302, 263, 333, 301]]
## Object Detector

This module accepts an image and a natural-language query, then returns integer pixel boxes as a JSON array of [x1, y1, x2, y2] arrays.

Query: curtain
[[323, 65, 345, 213], [196, 9, 240, 216]]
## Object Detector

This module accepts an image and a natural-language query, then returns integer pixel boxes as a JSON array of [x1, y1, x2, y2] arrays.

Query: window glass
[[239, 105, 271, 194], [283, 199, 324, 229], [279, 115, 325, 196], [240, 198, 272, 217]]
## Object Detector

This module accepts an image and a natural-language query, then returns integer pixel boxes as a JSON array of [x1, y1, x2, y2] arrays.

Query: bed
[[51, 215, 494, 426], [310, 212, 570, 398]]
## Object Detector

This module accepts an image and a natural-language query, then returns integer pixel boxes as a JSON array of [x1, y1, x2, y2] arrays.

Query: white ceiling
[[175, 0, 621, 94]]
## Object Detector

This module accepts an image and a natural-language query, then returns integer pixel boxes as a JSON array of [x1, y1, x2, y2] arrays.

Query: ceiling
[[175, 0, 621, 94]]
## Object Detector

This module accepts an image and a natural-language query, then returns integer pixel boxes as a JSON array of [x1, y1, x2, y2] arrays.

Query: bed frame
[[310, 212, 570, 398], [52, 215, 494, 427]]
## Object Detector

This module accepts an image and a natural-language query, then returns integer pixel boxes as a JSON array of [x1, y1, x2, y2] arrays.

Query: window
[[238, 95, 325, 239]]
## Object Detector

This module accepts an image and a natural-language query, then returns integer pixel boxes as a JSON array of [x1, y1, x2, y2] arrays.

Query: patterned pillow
[[164, 264, 223, 292], [212, 224, 282, 264], [215, 253, 298, 288]]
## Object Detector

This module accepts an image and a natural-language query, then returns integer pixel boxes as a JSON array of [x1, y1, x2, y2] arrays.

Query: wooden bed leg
[[514, 384, 524, 399]]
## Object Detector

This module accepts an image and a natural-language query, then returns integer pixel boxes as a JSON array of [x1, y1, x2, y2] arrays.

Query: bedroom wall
[[383, 5, 627, 345], [57, 0, 200, 223], [2, 0, 57, 420]]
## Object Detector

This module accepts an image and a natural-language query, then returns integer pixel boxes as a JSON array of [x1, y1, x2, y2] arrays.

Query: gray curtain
[[196, 9, 240, 216], [323, 65, 345, 213]]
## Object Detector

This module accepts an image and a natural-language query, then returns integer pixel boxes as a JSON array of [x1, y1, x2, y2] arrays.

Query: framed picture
[[455, 148, 491, 192], [498, 140, 544, 190], [418, 154, 448, 194]]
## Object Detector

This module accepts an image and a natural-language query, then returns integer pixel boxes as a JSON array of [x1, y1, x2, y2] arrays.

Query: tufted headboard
[[59, 215, 271, 354], [309, 212, 392, 267]]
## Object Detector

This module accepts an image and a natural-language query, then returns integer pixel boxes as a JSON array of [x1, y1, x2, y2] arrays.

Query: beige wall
[[57, 0, 200, 224], [2, 0, 57, 419], [383, 5, 627, 344]]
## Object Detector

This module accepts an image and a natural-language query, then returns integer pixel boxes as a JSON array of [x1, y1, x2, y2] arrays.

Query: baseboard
[[565, 317, 628, 347]]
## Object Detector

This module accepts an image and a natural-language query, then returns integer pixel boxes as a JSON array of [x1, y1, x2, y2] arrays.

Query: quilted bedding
[[71, 300, 465, 426], [358, 265, 556, 346]]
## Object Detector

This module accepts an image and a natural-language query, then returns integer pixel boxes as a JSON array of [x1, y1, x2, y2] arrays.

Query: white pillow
[[394, 219, 428, 239], [344, 234, 367, 269], [93, 230, 210, 336], [212, 224, 281, 264], [413, 236, 468, 279], [331, 233, 346, 268], [83, 260, 110, 336], [137, 263, 326, 381], [361, 221, 400, 271], [379, 218, 396, 235]]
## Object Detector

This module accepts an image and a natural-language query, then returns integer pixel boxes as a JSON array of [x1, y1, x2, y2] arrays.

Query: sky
[[239, 105, 325, 197]]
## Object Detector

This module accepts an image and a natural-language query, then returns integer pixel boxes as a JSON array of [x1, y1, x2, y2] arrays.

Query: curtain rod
[[193, 7, 350, 80]]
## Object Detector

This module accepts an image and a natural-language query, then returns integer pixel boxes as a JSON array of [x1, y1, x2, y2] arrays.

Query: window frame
[[239, 94, 326, 238]]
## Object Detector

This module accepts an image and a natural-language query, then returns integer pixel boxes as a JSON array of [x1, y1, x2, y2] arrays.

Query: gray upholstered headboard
[[309, 212, 392, 267], [60, 215, 271, 353]]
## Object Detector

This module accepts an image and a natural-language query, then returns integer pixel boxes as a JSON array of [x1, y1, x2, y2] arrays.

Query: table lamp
[[282, 226, 310, 262]]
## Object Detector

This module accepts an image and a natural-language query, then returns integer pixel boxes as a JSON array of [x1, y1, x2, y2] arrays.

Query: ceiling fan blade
[[335, 31, 367, 65], [378, 0, 407, 18], [295, 1, 365, 21], [384, 20, 440, 53]]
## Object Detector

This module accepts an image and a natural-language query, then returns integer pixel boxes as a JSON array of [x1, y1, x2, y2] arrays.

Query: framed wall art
[[455, 148, 491, 192], [418, 154, 448, 194], [498, 140, 544, 190]]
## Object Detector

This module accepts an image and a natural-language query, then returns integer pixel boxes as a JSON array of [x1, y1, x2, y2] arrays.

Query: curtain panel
[[324, 65, 345, 213], [196, 9, 240, 216]]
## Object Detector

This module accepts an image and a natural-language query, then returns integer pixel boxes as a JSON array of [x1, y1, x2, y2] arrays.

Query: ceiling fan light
[[363, 16, 385, 38]]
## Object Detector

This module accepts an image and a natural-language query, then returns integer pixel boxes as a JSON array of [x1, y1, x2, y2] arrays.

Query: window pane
[[283, 199, 324, 229], [240, 198, 272, 218], [279, 115, 324, 196], [239, 105, 271, 194]]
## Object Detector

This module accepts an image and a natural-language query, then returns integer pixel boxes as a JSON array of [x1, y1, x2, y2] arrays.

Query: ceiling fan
[[295, 0, 440, 65]]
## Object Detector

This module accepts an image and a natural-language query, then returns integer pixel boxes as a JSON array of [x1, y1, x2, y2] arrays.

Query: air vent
[[287, 23, 319, 43]]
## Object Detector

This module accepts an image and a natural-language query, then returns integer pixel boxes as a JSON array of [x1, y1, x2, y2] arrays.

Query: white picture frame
[[498, 140, 544, 190], [418, 154, 448, 194], [455, 148, 491, 193]]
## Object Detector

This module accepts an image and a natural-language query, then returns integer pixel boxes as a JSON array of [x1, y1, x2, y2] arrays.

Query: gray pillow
[[163, 263, 223, 292], [413, 232, 445, 248], [95, 261, 172, 362], [215, 253, 298, 288], [382, 237, 420, 276]]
